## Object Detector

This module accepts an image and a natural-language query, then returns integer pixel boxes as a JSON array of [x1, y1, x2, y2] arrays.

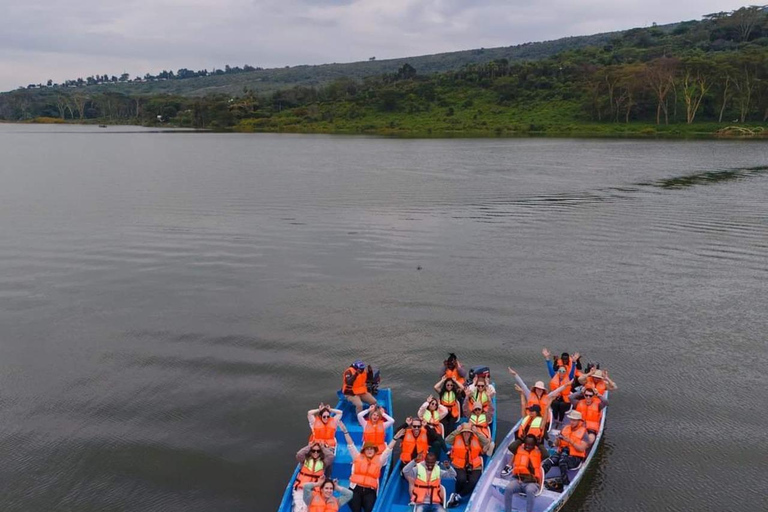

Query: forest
[[1, 7, 767, 136]]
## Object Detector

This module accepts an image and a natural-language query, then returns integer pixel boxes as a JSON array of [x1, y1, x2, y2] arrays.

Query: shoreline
[[7, 118, 768, 140]]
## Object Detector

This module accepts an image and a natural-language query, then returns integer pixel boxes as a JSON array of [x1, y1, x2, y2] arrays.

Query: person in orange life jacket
[[468, 401, 495, 454], [464, 375, 495, 417], [402, 452, 456, 512], [444, 422, 490, 507], [440, 353, 467, 387], [418, 395, 449, 437], [577, 368, 617, 395], [568, 388, 608, 444], [293, 442, 336, 512], [357, 404, 395, 453], [500, 403, 547, 477], [547, 365, 573, 427], [503, 434, 549, 512], [343, 360, 378, 413], [339, 421, 396, 512], [541, 410, 590, 486], [307, 403, 343, 449], [541, 348, 581, 381], [302, 478, 354, 511], [394, 417, 448, 465], [507, 367, 573, 427], [434, 377, 462, 434]]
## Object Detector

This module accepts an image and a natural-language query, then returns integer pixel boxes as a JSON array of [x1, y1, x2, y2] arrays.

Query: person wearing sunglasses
[[569, 387, 608, 444], [293, 442, 336, 512], [433, 376, 463, 434], [307, 403, 343, 450], [465, 374, 495, 417], [394, 417, 446, 464], [418, 395, 449, 437]]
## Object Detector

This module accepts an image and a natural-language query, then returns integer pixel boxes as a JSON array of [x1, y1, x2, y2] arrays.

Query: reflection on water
[[0, 125, 766, 512]]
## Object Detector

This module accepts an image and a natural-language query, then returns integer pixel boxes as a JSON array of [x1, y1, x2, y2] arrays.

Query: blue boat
[[372, 384, 498, 512], [464, 392, 609, 512], [276, 388, 395, 512]]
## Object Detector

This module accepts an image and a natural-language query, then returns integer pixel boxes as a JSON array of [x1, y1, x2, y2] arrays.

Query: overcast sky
[[1, 0, 753, 92]]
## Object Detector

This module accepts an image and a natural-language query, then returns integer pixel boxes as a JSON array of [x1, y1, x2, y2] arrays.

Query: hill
[[10, 31, 623, 98]]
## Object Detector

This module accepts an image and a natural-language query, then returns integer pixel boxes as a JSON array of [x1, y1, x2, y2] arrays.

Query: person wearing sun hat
[[541, 410, 590, 486], [339, 421, 396, 512], [445, 422, 490, 507], [577, 367, 618, 395], [507, 367, 573, 427]]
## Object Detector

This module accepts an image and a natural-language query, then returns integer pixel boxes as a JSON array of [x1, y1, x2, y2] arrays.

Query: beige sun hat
[[532, 380, 547, 391], [566, 410, 583, 421], [592, 370, 605, 379]]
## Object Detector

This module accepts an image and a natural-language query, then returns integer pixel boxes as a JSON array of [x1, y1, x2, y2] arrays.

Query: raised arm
[[508, 367, 532, 398], [436, 403, 449, 419], [336, 485, 354, 507], [550, 379, 574, 399], [339, 422, 360, 459], [381, 411, 395, 429], [434, 376, 446, 393], [356, 407, 370, 427], [417, 401, 429, 419], [378, 438, 397, 466]]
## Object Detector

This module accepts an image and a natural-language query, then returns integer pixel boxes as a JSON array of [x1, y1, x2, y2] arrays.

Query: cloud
[[0, 0, 753, 91]]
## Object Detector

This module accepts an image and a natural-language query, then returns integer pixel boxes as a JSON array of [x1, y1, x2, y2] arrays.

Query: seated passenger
[[548, 365, 573, 427], [394, 417, 446, 464], [307, 403, 343, 449], [468, 402, 494, 454], [434, 377, 461, 434], [503, 434, 549, 512], [293, 442, 335, 512], [445, 423, 490, 507], [302, 478, 354, 512], [569, 388, 609, 443], [440, 352, 467, 387], [342, 360, 378, 413], [339, 423, 397, 512], [418, 395, 449, 437], [500, 404, 546, 477], [507, 367, 572, 426], [464, 375, 495, 416], [403, 452, 456, 512], [541, 410, 590, 485], [357, 404, 395, 453], [577, 368, 617, 394]]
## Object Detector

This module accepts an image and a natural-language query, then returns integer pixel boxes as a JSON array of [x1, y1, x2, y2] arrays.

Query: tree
[[644, 57, 678, 124], [727, 6, 766, 42], [680, 59, 712, 124]]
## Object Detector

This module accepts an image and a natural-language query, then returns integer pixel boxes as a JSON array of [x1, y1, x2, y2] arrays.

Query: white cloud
[[0, 0, 754, 91]]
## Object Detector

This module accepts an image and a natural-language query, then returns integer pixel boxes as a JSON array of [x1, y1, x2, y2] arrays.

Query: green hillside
[[2, 7, 767, 138]]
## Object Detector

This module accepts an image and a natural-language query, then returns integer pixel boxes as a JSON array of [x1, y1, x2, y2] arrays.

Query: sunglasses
[[321, 415, 330, 419], [584, 394, 594, 398], [445, 383, 454, 387], [310, 449, 321, 453], [476, 385, 485, 388], [412, 425, 422, 429]]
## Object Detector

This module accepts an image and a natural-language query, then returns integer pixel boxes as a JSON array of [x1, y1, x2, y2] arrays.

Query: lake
[[0, 123, 766, 511]]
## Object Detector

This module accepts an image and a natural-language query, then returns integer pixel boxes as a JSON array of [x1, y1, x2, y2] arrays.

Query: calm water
[[1, 124, 766, 512]]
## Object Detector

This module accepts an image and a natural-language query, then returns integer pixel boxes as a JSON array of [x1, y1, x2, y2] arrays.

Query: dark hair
[[524, 434, 538, 443], [440, 378, 457, 395], [320, 479, 335, 491], [425, 452, 437, 463], [306, 443, 324, 460]]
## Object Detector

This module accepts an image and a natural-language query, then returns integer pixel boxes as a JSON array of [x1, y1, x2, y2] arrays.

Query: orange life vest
[[575, 399, 602, 432], [549, 374, 571, 403], [342, 367, 368, 395], [585, 378, 606, 395], [308, 488, 339, 512], [519, 415, 545, 442], [512, 446, 543, 482], [400, 428, 430, 463], [527, 390, 550, 413], [443, 367, 465, 386], [363, 419, 386, 452], [469, 413, 490, 440], [440, 390, 459, 419], [310, 417, 337, 447], [350, 453, 382, 490], [294, 458, 325, 490], [450, 434, 483, 470], [422, 409, 444, 437], [559, 424, 587, 458], [411, 464, 443, 505], [468, 389, 490, 412]]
